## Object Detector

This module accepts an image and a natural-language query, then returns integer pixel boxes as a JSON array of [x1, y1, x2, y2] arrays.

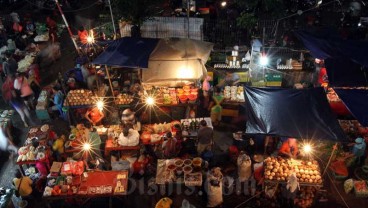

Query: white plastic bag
[[181, 199, 196, 208], [237, 153, 252, 182]]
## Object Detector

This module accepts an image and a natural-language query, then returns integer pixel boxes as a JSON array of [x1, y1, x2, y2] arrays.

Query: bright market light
[[358, 22, 362, 27], [221, 1, 227, 7], [146, 96, 155, 106], [82, 143, 91, 151], [86, 29, 95, 44], [317, 0, 322, 6], [303, 144, 312, 153], [259, 55, 269, 66], [96, 100, 104, 111]]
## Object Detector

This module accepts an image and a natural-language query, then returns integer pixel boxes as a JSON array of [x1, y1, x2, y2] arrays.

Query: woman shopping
[[2, 75, 33, 127], [14, 72, 34, 110]]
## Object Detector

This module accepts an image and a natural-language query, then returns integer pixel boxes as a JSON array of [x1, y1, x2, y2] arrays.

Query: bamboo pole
[[105, 65, 116, 102]]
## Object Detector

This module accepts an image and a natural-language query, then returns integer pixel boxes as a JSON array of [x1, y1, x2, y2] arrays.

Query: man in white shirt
[[118, 125, 139, 146]]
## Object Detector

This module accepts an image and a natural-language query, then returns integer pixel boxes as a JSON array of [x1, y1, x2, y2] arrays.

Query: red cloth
[[279, 138, 298, 157], [1, 77, 15, 102], [329, 160, 348, 176], [254, 166, 264, 182], [36, 161, 48, 176], [318, 67, 328, 85], [78, 30, 88, 44]]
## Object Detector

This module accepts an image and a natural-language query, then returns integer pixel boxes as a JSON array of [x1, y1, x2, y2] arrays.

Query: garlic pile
[[115, 94, 134, 105], [264, 157, 322, 184], [17, 55, 35, 70], [223, 86, 245, 102], [64, 90, 95, 106]]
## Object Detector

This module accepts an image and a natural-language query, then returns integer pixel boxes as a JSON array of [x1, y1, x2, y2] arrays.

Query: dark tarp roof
[[245, 86, 346, 141], [294, 29, 368, 87], [334, 89, 368, 127], [92, 37, 159, 68], [294, 29, 368, 67], [325, 59, 368, 87]]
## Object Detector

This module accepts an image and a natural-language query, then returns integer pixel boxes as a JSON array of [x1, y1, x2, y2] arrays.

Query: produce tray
[[184, 172, 202, 186]]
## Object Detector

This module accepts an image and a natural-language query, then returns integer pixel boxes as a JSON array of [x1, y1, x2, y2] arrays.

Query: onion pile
[[294, 186, 317, 208], [115, 94, 134, 105], [264, 157, 322, 184], [64, 90, 95, 106]]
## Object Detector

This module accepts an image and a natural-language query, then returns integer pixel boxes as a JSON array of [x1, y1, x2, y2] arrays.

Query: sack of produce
[[207, 167, 223, 207], [344, 179, 354, 194], [237, 152, 252, 182]]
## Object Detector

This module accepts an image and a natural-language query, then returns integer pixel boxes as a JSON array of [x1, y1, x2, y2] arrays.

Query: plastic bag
[[344, 179, 354, 194], [181, 199, 196, 208]]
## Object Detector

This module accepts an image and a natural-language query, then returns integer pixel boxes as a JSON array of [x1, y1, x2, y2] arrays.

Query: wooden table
[[43, 170, 129, 208], [16, 125, 51, 175], [104, 139, 140, 157]]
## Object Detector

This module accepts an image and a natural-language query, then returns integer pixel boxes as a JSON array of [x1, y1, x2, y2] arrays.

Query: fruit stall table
[[16, 125, 52, 175], [43, 170, 129, 208], [104, 139, 140, 157], [263, 156, 323, 208]]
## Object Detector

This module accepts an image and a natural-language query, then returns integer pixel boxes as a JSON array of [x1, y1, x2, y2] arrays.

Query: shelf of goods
[[17, 53, 36, 71], [264, 156, 323, 185], [141, 121, 181, 143], [115, 93, 134, 105], [0, 110, 13, 129], [277, 59, 303, 71], [339, 120, 368, 137], [223, 86, 245, 102], [34, 33, 49, 42], [64, 90, 96, 107], [156, 158, 203, 186], [145, 85, 199, 105], [43, 162, 129, 197], [36, 90, 50, 120], [265, 73, 282, 87], [354, 180, 368, 198]]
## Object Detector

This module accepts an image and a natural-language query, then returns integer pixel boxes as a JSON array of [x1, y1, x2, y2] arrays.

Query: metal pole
[[105, 65, 116, 102], [187, 0, 190, 38], [323, 142, 338, 176], [107, 0, 117, 37], [54, 0, 80, 54]]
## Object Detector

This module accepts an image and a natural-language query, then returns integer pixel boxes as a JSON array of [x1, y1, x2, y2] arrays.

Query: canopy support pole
[[105, 65, 116, 102], [323, 143, 338, 176]]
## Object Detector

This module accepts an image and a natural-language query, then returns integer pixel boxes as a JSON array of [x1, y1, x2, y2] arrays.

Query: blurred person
[[348, 136, 366, 166], [13, 169, 33, 197], [85, 107, 104, 126], [48, 86, 64, 117], [0, 18, 7, 46], [0, 125, 17, 155], [2, 75, 32, 127], [162, 131, 180, 159], [208, 87, 224, 126], [197, 120, 213, 155], [46, 16, 58, 43], [117, 124, 139, 147], [28, 68, 41, 102], [52, 135, 65, 161], [77, 26, 88, 44], [2, 51, 18, 77], [24, 18, 36, 39], [14, 72, 34, 110], [278, 137, 299, 158]]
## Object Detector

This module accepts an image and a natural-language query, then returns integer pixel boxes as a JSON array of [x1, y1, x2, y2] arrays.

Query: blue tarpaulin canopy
[[294, 29, 368, 87], [92, 37, 159, 68], [334, 89, 368, 127], [244, 86, 346, 141]]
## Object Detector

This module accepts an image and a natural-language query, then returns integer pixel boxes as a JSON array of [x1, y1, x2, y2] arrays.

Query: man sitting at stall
[[118, 124, 140, 147], [278, 137, 299, 158], [197, 120, 214, 156], [348, 136, 367, 167], [85, 107, 105, 126], [162, 131, 180, 159], [48, 86, 64, 118], [121, 108, 141, 131]]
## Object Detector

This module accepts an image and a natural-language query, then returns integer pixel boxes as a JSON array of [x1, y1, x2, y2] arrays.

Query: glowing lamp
[[303, 144, 312, 154], [317, 0, 322, 5], [96, 100, 104, 111], [221, 1, 227, 7], [83, 143, 91, 151], [87, 36, 94, 44], [259, 55, 269, 66], [146, 97, 155, 106]]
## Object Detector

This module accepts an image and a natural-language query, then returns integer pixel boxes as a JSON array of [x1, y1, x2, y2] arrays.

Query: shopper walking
[[2, 75, 32, 127], [14, 72, 34, 110], [197, 120, 214, 155]]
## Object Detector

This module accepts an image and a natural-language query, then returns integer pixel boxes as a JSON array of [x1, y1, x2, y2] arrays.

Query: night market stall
[[243, 86, 348, 207]]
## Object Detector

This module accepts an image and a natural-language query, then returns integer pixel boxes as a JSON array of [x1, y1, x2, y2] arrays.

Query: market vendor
[[348, 136, 366, 166], [218, 71, 240, 87], [85, 107, 105, 126], [121, 108, 141, 131], [117, 124, 140, 147], [278, 137, 298, 158], [48, 86, 64, 118]]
